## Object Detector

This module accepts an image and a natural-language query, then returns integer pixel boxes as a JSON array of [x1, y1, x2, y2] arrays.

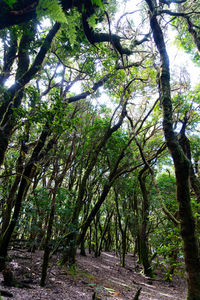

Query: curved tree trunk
[[0, 22, 60, 166], [145, 1, 200, 298]]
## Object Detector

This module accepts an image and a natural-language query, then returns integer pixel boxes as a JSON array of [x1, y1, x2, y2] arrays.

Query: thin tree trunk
[[80, 239, 86, 256], [40, 191, 56, 287], [0, 130, 53, 271], [98, 210, 114, 256], [138, 168, 153, 278], [0, 23, 60, 166], [61, 104, 128, 264], [40, 140, 76, 284]]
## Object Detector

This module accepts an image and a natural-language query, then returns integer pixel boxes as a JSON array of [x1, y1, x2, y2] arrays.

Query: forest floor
[[0, 249, 186, 300]]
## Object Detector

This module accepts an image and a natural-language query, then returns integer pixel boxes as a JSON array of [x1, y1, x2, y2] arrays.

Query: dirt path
[[0, 249, 186, 299]]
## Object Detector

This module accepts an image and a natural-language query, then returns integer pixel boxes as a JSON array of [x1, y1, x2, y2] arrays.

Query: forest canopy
[[0, 1, 200, 299]]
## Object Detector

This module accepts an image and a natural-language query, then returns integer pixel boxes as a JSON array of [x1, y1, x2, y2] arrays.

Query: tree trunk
[[0, 23, 60, 166], [94, 216, 99, 258], [65, 106, 127, 262], [146, 1, 200, 297], [61, 232, 77, 265], [98, 210, 113, 256], [40, 191, 56, 287], [80, 239, 86, 256], [114, 213, 119, 256], [121, 224, 128, 268], [78, 183, 112, 246], [179, 122, 200, 204], [0, 130, 52, 271], [138, 168, 153, 278]]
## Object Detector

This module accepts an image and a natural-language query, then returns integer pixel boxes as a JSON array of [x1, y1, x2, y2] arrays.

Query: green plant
[[36, 0, 67, 23], [2, 0, 16, 8]]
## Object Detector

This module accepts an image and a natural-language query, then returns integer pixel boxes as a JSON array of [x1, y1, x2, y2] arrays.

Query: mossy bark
[[145, 1, 200, 297]]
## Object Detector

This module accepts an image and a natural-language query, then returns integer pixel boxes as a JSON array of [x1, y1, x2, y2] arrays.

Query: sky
[[4, 1, 198, 104], [70, 0, 200, 109], [116, 0, 200, 87]]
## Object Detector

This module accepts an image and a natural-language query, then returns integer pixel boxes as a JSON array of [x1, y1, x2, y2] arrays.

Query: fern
[[64, 13, 77, 46], [3, 0, 16, 8], [91, 0, 104, 9], [61, 9, 80, 47], [36, 0, 67, 23], [87, 14, 98, 29]]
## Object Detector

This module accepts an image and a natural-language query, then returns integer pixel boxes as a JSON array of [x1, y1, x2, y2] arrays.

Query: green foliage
[[1, 0, 200, 291], [55, 188, 76, 230], [190, 135, 200, 162], [154, 227, 184, 280], [60, 9, 81, 46], [172, 18, 200, 64], [91, 0, 104, 9], [87, 14, 98, 29], [36, 0, 67, 23], [2, 0, 16, 8], [157, 173, 177, 211]]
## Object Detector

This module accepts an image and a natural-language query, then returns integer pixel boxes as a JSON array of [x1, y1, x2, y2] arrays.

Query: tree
[[0, 1, 200, 298], [145, 0, 200, 298]]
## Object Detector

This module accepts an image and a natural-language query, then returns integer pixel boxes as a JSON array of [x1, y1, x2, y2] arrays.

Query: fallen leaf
[[112, 291, 120, 297]]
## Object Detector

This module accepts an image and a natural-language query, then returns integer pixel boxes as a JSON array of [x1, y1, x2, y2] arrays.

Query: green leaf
[[3, 0, 16, 8], [91, 0, 104, 9], [36, 0, 67, 23]]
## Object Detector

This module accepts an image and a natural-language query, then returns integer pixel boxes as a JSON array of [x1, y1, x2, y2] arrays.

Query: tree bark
[[179, 122, 200, 203], [0, 129, 53, 271], [0, 1, 134, 55], [138, 168, 153, 278], [0, 22, 60, 166], [61, 105, 127, 264], [146, 1, 200, 298]]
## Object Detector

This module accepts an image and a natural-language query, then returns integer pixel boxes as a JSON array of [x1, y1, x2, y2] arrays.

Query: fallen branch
[[0, 290, 13, 297], [133, 287, 142, 300]]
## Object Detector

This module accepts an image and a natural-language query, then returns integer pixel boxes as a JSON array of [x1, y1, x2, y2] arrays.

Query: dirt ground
[[0, 249, 187, 299]]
